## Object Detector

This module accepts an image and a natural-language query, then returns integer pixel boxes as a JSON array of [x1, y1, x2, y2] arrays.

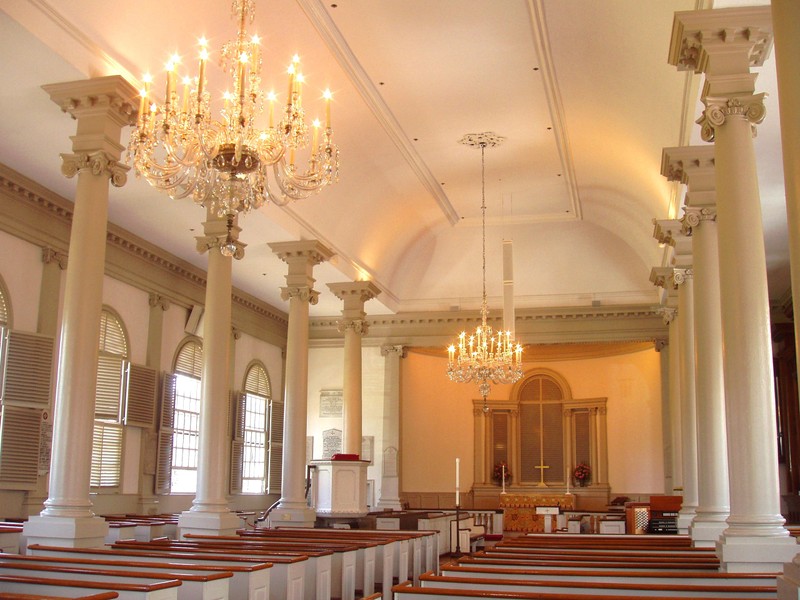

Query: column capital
[[668, 7, 773, 78], [60, 151, 130, 187], [280, 286, 320, 305], [148, 293, 171, 311], [656, 306, 678, 324], [681, 206, 717, 235], [654, 338, 669, 352], [269, 240, 333, 291], [650, 266, 674, 290], [196, 214, 246, 260], [328, 281, 382, 308], [381, 344, 408, 358], [42, 247, 68, 270], [338, 318, 369, 336], [697, 93, 767, 143], [671, 268, 694, 288]]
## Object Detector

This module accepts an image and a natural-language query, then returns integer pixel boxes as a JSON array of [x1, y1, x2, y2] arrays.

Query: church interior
[[2, 0, 800, 595]]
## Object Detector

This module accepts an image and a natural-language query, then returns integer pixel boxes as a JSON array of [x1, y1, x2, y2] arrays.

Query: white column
[[179, 210, 244, 536], [654, 338, 673, 493], [670, 6, 797, 571], [269, 241, 333, 527], [663, 146, 730, 547], [672, 267, 699, 534], [328, 281, 381, 456], [377, 345, 405, 511], [24, 76, 137, 548], [664, 310, 683, 495]]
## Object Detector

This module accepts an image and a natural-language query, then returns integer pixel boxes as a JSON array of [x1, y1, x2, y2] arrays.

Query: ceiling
[[0, 0, 786, 321]]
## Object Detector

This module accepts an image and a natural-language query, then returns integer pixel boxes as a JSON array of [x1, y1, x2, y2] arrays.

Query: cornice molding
[[0, 161, 288, 343]]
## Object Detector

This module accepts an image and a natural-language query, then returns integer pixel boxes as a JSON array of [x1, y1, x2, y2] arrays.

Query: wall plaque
[[322, 428, 342, 458], [320, 389, 343, 417]]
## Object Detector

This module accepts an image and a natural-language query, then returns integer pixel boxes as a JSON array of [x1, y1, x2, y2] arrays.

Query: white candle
[[455, 457, 460, 506]]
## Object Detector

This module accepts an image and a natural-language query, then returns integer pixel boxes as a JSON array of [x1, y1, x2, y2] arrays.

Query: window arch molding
[[242, 359, 271, 397], [0, 273, 12, 328], [474, 367, 608, 492], [172, 336, 203, 379]]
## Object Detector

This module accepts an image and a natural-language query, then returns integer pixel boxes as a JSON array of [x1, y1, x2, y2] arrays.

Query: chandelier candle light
[[446, 133, 523, 406], [128, 0, 339, 222]]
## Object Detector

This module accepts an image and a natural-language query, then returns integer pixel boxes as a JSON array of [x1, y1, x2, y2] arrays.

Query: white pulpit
[[312, 458, 370, 518]]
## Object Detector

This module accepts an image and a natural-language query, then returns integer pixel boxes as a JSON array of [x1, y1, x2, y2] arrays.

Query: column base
[[717, 533, 798, 572], [177, 509, 241, 539], [269, 502, 317, 528], [676, 507, 696, 535], [690, 517, 728, 548], [376, 476, 403, 511], [777, 558, 800, 599], [23, 514, 108, 550]]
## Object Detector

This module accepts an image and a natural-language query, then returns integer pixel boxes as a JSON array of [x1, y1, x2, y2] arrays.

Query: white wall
[[0, 229, 43, 331]]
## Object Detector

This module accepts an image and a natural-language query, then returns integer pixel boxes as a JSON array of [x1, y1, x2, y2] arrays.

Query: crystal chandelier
[[128, 0, 339, 219], [446, 133, 523, 405]]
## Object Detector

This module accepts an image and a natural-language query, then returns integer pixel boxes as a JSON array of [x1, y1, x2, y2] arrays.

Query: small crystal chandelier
[[128, 0, 339, 219], [447, 133, 523, 407]]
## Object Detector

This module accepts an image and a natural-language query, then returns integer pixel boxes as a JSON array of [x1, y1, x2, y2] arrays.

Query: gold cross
[[534, 464, 549, 487]]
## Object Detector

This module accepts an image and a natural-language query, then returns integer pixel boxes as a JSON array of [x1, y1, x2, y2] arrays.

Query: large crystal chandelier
[[446, 133, 523, 405], [128, 0, 339, 218]]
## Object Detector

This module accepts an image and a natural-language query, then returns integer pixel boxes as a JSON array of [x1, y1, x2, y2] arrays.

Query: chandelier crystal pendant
[[128, 0, 339, 218], [446, 133, 523, 406]]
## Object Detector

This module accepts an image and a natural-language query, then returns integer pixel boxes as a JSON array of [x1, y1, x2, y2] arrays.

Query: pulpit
[[312, 456, 369, 518]]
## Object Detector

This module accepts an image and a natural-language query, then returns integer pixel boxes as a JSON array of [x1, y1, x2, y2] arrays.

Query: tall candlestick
[[455, 457, 460, 506]]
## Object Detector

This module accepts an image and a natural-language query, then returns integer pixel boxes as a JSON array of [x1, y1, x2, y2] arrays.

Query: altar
[[499, 493, 575, 532]]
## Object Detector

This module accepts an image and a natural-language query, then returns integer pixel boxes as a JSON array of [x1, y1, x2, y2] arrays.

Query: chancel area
[[1, 0, 800, 598]]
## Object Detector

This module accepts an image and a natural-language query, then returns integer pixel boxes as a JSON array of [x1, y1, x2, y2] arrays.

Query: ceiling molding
[[526, 0, 582, 220], [294, 0, 459, 225]]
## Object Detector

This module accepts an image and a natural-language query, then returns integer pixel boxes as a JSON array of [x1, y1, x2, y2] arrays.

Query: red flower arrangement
[[492, 461, 511, 484], [573, 462, 591, 484]]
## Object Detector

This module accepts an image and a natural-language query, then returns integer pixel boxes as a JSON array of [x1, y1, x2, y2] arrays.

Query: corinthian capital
[[381, 344, 407, 358], [338, 318, 369, 336], [671, 268, 693, 287], [60, 151, 130, 187], [41, 247, 68, 270], [697, 94, 766, 142], [280, 286, 320, 305]]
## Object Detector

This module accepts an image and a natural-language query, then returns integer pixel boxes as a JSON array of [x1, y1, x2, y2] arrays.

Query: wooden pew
[[513, 533, 693, 549], [441, 564, 777, 587], [0, 572, 180, 600], [391, 580, 764, 600], [0, 554, 233, 600], [242, 527, 408, 597], [0, 526, 23, 555], [174, 535, 354, 600], [26, 545, 273, 600], [417, 571, 777, 598], [476, 548, 721, 567], [109, 540, 315, 600], [0, 592, 119, 600]]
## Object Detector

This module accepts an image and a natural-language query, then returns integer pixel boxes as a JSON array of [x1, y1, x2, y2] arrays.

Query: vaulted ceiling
[[0, 0, 785, 320]]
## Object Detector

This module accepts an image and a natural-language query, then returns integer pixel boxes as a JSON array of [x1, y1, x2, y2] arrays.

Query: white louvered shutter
[[125, 362, 157, 428], [1, 331, 54, 407], [95, 354, 124, 421], [229, 392, 246, 494], [268, 397, 284, 494], [0, 404, 43, 488], [155, 373, 177, 494]]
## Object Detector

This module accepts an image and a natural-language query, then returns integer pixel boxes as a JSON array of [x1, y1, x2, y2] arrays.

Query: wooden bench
[[418, 571, 776, 598], [0, 526, 23, 555], [0, 554, 233, 600], [0, 592, 119, 599], [391, 580, 763, 600], [109, 539, 315, 600], [0, 573, 180, 600], [441, 564, 777, 587], [26, 545, 273, 600], [175, 534, 356, 600]]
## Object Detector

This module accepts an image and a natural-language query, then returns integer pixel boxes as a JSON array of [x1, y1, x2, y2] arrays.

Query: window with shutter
[[155, 373, 176, 494], [236, 362, 270, 495], [90, 308, 129, 488], [125, 363, 157, 428], [268, 397, 284, 494], [0, 404, 42, 488]]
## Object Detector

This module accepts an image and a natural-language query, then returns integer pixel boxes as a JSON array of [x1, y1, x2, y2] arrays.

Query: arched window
[[478, 369, 607, 491], [91, 308, 129, 488], [156, 338, 203, 494], [232, 362, 275, 494]]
